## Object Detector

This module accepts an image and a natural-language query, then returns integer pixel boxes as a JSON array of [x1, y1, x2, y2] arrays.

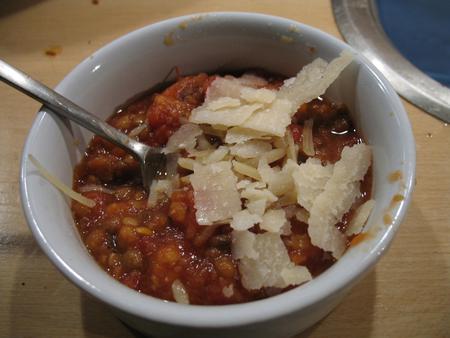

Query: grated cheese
[[346, 199, 375, 235], [28, 154, 95, 208], [230, 140, 272, 159], [171, 279, 189, 304], [232, 160, 261, 180], [225, 127, 270, 144], [222, 284, 234, 298], [302, 119, 315, 156]]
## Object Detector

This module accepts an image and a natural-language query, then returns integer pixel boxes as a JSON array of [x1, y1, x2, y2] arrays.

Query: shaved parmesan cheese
[[232, 230, 258, 259], [225, 127, 270, 144], [240, 87, 276, 104], [230, 140, 272, 159], [236, 232, 312, 289], [292, 158, 334, 211], [283, 204, 302, 219], [207, 97, 241, 110], [236, 179, 252, 190], [29, 154, 95, 208], [241, 99, 292, 136], [128, 123, 147, 138], [295, 208, 309, 223], [246, 199, 267, 216], [230, 209, 262, 231], [260, 209, 288, 233], [178, 157, 196, 171], [333, 143, 371, 182], [235, 73, 268, 87], [200, 125, 226, 140], [308, 144, 371, 258], [232, 160, 261, 180], [273, 190, 297, 208], [172, 279, 189, 304], [203, 146, 229, 164], [206, 77, 245, 101], [261, 148, 286, 164], [147, 178, 175, 207], [346, 199, 375, 235], [258, 159, 299, 196], [78, 184, 114, 195], [188, 149, 213, 159], [163, 123, 202, 154], [240, 182, 278, 204], [302, 119, 315, 156], [196, 134, 215, 150], [222, 284, 234, 298], [190, 103, 262, 127], [190, 161, 242, 225], [308, 182, 358, 258], [278, 51, 353, 114], [285, 128, 298, 162]]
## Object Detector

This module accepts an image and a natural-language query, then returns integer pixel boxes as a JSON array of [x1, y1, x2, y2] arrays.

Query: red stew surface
[[72, 73, 371, 305]]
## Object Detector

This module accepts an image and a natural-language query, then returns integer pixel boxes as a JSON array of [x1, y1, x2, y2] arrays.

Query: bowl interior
[[20, 12, 415, 327]]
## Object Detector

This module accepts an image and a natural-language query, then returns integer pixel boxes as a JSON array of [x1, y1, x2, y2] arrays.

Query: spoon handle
[[0, 59, 154, 158]]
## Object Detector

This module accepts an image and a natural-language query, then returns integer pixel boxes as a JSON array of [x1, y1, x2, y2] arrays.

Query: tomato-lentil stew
[[72, 72, 371, 305]]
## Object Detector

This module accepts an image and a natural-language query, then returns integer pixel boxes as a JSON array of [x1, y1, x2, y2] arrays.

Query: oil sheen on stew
[[72, 72, 372, 305]]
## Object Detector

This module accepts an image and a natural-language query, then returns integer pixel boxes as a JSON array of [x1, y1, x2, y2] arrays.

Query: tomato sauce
[[72, 73, 371, 305]]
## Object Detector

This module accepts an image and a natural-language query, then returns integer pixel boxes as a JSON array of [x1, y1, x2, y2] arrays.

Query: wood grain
[[0, 1, 449, 337]]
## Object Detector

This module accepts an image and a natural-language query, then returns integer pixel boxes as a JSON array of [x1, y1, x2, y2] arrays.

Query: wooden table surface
[[0, 1, 449, 337]]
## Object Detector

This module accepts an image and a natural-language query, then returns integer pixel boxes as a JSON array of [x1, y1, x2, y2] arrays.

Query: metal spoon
[[0, 59, 173, 190]]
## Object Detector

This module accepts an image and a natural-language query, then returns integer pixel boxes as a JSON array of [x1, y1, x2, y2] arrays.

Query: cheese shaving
[[207, 97, 241, 110], [171, 279, 189, 304], [203, 146, 229, 164], [225, 127, 270, 144], [190, 103, 263, 127], [241, 99, 292, 136], [128, 123, 147, 138], [346, 199, 375, 235], [246, 199, 267, 216], [190, 161, 242, 225], [240, 87, 276, 104], [164, 123, 202, 154], [232, 160, 261, 180], [230, 140, 272, 159], [277, 51, 353, 115], [260, 209, 288, 233], [29, 154, 95, 208], [222, 284, 234, 298], [308, 144, 371, 258], [302, 119, 315, 156], [178, 157, 196, 171], [230, 209, 262, 231], [236, 232, 312, 289]]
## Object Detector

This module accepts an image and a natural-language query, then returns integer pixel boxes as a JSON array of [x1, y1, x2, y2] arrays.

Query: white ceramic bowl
[[20, 12, 415, 338]]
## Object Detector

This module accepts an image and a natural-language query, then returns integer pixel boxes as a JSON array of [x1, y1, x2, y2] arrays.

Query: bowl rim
[[19, 11, 416, 328]]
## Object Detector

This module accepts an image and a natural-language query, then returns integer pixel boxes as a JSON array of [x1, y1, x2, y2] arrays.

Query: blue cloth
[[376, 0, 450, 87]]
